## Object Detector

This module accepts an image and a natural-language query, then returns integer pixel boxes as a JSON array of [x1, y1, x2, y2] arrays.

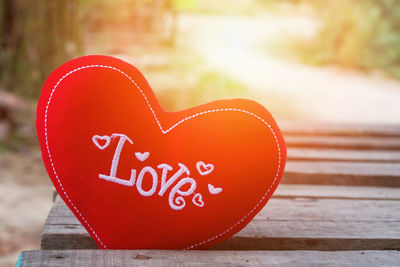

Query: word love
[[92, 133, 222, 211]]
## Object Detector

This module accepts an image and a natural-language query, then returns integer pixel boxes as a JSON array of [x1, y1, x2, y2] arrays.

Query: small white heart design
[[196, 161, 214, 176], [192, 193, 204, 207], [92, 135, 111, 150], [135, 152, 150, 162], [208, 184, 222, 195]]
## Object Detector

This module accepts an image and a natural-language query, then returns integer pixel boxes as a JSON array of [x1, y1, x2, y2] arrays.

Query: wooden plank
[[284, 161, 400, 186], [285, 135, 400, 150], [280, 121, 400, 137], [287, 148, 400, 163], [274, 184, 400, 200], [41, 187, 400, 251], [18, 250, 400, 266], [50, 185, 399, 203], [219, 198, 400, 250]]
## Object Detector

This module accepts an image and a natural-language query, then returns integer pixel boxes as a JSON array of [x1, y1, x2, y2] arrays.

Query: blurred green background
[[3, 0, 400, 98], [291, 0, 400, 78], [1, 0, 400, 266]]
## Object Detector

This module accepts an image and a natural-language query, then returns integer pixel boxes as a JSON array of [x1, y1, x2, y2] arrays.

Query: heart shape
[[192, 193, 205, 207], [208, 184, 222, 195], [196, 161, 214, 176], [92, 135, 111, 150], [36, 56, 286, 250], [135, 152, 150, 162]]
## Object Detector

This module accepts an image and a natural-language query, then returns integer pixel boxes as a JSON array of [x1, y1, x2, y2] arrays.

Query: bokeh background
[[1, 0, 400, 265]]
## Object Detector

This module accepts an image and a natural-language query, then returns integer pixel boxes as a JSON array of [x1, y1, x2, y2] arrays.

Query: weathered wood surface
[[29, 123, 400, 266], [287, 148, 400, 162], [18, 250, 400, 267], [280, 121, 400, 137], [274, 184, 400, 200], [285, 135, 400, 150], [283, 161, 400, 186], [41, 186, 400, 251]]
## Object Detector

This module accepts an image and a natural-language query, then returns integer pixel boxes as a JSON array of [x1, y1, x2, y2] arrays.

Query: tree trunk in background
[[1, 0, 15, 49], [0, 0, 82, 98]]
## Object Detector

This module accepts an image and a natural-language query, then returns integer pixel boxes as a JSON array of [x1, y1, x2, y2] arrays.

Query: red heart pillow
[[36, 55, 286, 249]]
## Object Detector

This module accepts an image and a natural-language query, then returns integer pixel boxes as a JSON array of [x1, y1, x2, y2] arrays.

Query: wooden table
[[18, 122, 400, 266]]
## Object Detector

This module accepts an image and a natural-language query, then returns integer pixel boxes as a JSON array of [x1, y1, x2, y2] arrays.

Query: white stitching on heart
[[192, 193, 204, 207], [196, 161, 214, 176], [135, 152, 150, 161], [92, 135, 111, 150], [43, 64, 282, 250], [208, 184, 222, 195]]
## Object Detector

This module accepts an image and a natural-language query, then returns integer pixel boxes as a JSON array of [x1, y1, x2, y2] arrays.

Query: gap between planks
[[287, 148, 400, 163], [279, 121, 400, 137], [285, 135, 400, 150], [274, 184, 400, 201]]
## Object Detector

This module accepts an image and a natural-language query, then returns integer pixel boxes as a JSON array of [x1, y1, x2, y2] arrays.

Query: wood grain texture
[[285, 135, 400, 150], [283, 161, 400, 186], [19, 250, 400, 266], [31, 123, 400, 265], [287, 148, 400, 162], [274, 184, 400, 200], [41, 187, 400, 251]]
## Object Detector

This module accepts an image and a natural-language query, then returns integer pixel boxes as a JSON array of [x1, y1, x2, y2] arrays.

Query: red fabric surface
[[36, 55, 287, 249]]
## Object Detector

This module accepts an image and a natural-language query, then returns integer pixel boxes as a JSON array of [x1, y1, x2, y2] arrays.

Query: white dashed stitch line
[[43, 64, 282, 250]]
